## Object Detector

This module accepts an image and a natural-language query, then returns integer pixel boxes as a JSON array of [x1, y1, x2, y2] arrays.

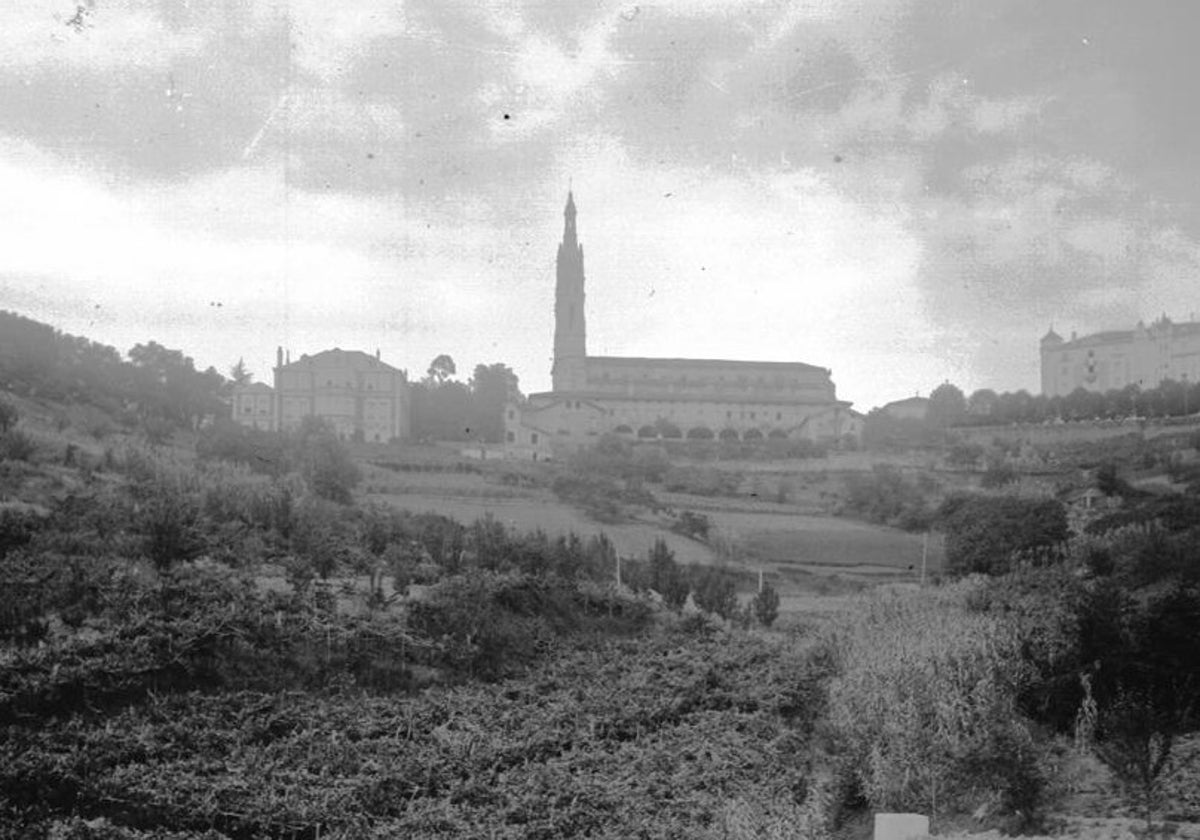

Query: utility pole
[[921, 531, 929, 587], [616, 553, 622, 589], [758, 568, 764, 594]]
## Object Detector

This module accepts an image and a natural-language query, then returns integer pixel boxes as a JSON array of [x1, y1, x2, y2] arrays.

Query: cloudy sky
[[4, 0, 1200, 408]]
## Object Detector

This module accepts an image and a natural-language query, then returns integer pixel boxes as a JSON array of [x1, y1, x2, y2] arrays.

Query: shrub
[[965, 564, 1088, 730], [980, 461, 1017, 489], [0, 399, 16, 433], [293, 417, 360, 504], [752, 582, 781, 628], [671, 510, 710, 541], [692, 566, 739, 619], [663, 466, 741, 497], [1084, 683, 1182, 831], [0, 428, 38, 462], [648, 539, 689, 611], [0, 506, 43, 559], [843, 465, 932, 531], [823, 584, 1046, 823], [939, 493, 1067, 576], [407, 572, 573, 679]]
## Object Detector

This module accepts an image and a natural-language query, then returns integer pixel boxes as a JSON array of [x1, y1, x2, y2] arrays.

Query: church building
[[506, 193, 853, 458]]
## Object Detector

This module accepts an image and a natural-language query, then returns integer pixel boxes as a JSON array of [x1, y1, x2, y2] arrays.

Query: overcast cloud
[[3, 0, 1200, 407]]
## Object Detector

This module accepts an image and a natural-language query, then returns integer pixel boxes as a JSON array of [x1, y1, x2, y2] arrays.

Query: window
[[506, 431, 515, 443], [507, 410, 515, 420], [531, 432, 539, 444]]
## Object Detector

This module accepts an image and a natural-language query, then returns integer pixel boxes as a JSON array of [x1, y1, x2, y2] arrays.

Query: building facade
[[1040, 316, 1200, 396], [274, 348, 411, 442], [230, 381, 275, 430], [509, 193, 853, 456], [230, 348, 412, 442]]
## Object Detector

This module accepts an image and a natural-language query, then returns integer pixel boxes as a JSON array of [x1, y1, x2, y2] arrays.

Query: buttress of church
[[505, 192, 857, 460]]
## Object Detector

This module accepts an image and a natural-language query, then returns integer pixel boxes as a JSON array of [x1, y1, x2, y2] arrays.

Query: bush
[[965, 564, 1088, 730], [647, 539, 689, 611], [939, 493, 1067, 576], [671, 510, 710, 541], [0, 428, 38, 462], [407, 572, 577, 679], [823, 584, 1046, 823], [843, 465, 932, 531], [691, 566, 738, 619], [293, 417, 360, 504], [0, 399, 16, 433], [752, 582, 781, 628], [663, 466, 741, 497]]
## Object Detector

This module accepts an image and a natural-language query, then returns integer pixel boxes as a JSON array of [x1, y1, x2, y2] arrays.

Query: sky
[[4, 0, 1200, 409]]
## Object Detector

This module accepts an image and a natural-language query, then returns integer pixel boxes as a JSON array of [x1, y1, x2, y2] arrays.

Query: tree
[[752, 582, 781, 627], [128, 341, 225, 429], [229, 357, 252, 386], [469, 363, 519, 442], [292, 416, 361, 504], [692, 566, 738, 619], [425, 354, 456, 386], [411, 379, 474, 441], [927, 382, 966, 428], [648, 539, 689, 611], [966, 388, 998, 422], [939, 494, 1068, 576]]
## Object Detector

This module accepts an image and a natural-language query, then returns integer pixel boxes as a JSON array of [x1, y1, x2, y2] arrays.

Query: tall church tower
[[552, 191, 588, 391]]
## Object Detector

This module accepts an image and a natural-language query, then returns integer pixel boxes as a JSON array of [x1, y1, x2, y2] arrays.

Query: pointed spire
[[562, 189, 578, 246]]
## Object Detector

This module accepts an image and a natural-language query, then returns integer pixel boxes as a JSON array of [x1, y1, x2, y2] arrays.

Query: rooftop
[[277, 348, 404, 374]]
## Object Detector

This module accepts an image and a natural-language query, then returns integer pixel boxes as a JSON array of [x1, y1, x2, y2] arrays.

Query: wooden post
[[921, 531, 929, 587]]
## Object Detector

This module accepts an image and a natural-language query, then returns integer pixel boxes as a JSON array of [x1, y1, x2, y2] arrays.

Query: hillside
[[2, 319, 1199, 839]]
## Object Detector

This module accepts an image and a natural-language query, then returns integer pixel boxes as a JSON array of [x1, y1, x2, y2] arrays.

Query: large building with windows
[[506, 193, 852, 457], [1040, 316, 1200, 397], [230, 347, 411, 442]]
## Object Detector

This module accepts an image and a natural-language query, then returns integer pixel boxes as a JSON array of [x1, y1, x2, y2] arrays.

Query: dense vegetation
[[410, 357, 519, 443], [3, 320, 1200, 837], [0, 311, 226, 436]]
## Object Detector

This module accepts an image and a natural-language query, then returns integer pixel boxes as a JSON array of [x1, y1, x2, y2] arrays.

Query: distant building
[[1040, 315, 1200, 396], [508, 192, 854, 457], [881, 396, 929, 422], [230, 381, 274, 430], [273, 347, 411, 443]]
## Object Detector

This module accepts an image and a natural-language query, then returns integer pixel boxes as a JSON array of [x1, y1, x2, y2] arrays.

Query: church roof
[[527, 389, 836, 407], [277, 348, 403, 375], [587, 355, 828, 374]]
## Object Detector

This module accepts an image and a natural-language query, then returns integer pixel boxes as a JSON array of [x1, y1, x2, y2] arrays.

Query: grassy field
[[361, 453, 944, 596], [728, 516, 946, 578], [364, 488, 719, 567]]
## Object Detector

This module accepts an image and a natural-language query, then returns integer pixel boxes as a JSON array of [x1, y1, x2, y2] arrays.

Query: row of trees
[[0, 310, 226, 430], [411, 355, 519, 443], [863, 378, 1200, 451], [934, 380, 1200, 428]]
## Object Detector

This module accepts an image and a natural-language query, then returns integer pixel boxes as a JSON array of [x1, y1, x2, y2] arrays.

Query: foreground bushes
[[822, 583, 1046, 824], [940, 493, 1068, 576]]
